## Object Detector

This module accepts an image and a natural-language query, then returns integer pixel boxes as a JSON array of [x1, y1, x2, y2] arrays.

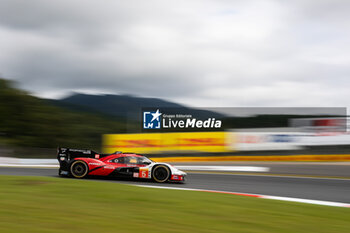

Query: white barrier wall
[[299, 132, 350, 146], [227, 131, 350, 151], [227, 132, 303, 151]]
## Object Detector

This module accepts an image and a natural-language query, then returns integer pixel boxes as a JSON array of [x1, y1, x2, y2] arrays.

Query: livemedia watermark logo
[[142, 108, 222, 130], [143, 109, 162, 129]]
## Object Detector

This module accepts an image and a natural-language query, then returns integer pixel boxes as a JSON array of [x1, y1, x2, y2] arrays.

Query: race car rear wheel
[[152, 165, 170, 183], [70, 161, 89, 178]]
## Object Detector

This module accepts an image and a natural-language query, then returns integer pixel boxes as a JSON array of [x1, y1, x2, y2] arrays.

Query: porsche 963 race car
[[57, 148, 186, 183]]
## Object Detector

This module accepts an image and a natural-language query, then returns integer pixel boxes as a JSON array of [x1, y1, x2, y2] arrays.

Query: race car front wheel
[[70, 161, 89, 178], [152, 165, 170, 183]]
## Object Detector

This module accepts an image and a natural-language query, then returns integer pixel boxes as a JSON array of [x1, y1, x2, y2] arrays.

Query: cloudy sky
[[0, 0, 349, 107]]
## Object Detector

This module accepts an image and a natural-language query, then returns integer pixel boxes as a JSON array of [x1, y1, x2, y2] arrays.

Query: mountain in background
[[49, 93, 225, 120]]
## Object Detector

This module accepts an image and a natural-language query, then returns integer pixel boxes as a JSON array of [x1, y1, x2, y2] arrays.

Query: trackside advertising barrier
[[102, 132, 229, 154], [228, 132, 303, 151], [103, 131, 350, 154]]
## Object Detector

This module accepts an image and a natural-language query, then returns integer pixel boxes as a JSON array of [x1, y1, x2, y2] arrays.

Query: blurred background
[[0, 77, 349, 159], [0, 0, 350, 160]]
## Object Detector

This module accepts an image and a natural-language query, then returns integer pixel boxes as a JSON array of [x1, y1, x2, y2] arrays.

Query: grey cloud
[[0, 0, 349, 107]]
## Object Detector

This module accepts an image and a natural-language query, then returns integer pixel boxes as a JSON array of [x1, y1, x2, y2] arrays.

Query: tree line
[[0, 78, 126, 150]]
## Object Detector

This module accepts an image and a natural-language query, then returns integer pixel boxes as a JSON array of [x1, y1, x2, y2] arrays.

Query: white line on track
[[134, 184, 350, 208], [175, 166, 269, 172], [188, 171, 350, 181], [0, 164, 59, 168]]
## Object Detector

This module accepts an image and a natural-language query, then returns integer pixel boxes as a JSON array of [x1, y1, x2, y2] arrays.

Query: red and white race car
[[57, 148, 186, 183]]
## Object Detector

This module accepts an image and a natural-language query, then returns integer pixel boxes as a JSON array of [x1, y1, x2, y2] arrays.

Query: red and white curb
[[134, 185, 350, 208]]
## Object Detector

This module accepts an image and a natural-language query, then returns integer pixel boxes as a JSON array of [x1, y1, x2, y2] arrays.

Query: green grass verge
[[0, 176, 349, 233]]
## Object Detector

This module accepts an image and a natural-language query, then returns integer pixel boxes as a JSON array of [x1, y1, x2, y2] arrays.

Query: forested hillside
[[0, 79, 126, 150]]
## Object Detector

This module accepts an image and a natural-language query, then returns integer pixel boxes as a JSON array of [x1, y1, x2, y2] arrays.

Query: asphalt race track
[[1, 166, 350, 203], [172, 162, 350, 177]]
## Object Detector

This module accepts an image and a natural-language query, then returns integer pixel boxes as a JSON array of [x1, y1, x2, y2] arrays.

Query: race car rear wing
[[57, 147, 100, 171], [57, 147, 123, 171], [57, 147, 98, 161]]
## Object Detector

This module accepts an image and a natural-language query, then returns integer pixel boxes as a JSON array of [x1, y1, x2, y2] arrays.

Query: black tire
[[152, 165, 170, 183], [70, 161, 89, 178]]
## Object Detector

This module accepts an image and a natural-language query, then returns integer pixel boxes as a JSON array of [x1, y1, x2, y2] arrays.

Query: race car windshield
[[140, 157, 153, 164], [125, 156, 152, 164]]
